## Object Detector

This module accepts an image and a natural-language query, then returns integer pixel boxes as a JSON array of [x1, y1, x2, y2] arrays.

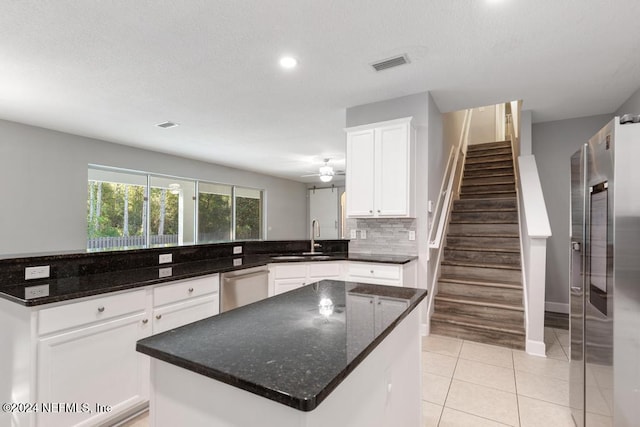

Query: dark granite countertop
[[136, 279, 427, 411], [0, 253, 417, 306]]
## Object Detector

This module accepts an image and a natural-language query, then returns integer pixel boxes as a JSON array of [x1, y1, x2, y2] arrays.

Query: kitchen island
[[136, 279, 427, 427]]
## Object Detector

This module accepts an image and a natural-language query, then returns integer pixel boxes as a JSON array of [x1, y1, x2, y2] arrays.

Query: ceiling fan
[[301, 159, 345, 182]]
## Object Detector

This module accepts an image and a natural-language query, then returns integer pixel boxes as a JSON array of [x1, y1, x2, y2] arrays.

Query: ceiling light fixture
[[279, 56, 298, 69], [319, 159, 335, 183]]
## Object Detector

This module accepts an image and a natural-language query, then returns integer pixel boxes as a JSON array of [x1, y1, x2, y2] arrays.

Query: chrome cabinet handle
[[377, 301, 381, 305], [142, 319, 149, 324], [97, 306, 105, 313], [370, 270, 374, 274], [156, 314, 162, 320], [188, 287, 194, 293], [369, 300, 373, 304], [369, 210, 373, 213], [377, 210, 381, 213]]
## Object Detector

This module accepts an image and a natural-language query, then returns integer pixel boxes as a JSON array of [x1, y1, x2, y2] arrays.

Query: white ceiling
[[1, 1, 639, 183]]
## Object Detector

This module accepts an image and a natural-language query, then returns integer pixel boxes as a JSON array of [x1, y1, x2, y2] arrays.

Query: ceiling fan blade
[[301, 173, 320, 177]]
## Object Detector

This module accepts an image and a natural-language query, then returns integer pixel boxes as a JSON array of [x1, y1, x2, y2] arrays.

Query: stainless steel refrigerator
[[570, 117, 640, 427]]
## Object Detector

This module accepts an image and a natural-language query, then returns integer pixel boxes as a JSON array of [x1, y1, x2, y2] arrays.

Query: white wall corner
[[526, 339, 546, 357], [421, 323, 428, 336], [545, 302, 570, 314]]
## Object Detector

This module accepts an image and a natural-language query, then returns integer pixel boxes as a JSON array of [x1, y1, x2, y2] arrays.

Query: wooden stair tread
[[467, 141, 512, 151], [461, 180, 515, 187], [441, 260, 521, 270], [452, 208, 517, 212], [438, 276, 522, 289], [447, 232, 519, 238], [435, 294, 524, 312], [460, 189, 516, 194], [444, 246, 520, 253], [449, 219, 518, 225], [431, 312, 525, 335]]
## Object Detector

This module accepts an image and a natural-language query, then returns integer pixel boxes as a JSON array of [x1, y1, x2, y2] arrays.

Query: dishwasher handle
[[223, 269, 268, 282]]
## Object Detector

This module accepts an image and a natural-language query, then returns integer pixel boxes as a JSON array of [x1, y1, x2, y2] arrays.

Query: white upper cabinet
[[345, 117, 415, 218]]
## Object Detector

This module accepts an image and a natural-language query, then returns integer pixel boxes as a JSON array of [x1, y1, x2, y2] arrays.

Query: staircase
[[431, 140, 525, 350]]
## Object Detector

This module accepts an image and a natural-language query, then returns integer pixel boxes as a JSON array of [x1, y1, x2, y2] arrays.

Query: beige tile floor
[[422, 328, 573, 427], [121, 328, 572, 427]]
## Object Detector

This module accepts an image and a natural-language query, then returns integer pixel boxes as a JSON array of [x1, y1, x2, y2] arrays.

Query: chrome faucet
[[310, 219, 321, 254]]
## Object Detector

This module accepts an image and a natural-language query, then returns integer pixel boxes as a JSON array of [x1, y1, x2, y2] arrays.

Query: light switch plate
[[350, 229, 357, 239], [159, 254, 173, 264], [360, 230, 367, 239], [409, 230, 416, 241], [233, 258, 243, 266], [233, 246, 243, 254], [25, 265, 50, 280]]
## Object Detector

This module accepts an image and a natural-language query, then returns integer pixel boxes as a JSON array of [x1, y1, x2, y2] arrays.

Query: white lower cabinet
[[270, 262, 343, 296], [346, 261, 417, 287], [36, 290, 151, 427], [37, 312, 150, 427], [152, 275, 220, 334]]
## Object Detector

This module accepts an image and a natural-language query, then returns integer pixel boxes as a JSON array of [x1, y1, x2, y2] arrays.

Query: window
[[235, 187, 262, 240], [87, 168, 147, 250], [87, 166, 264, 251], [198, 183, 232, 242]]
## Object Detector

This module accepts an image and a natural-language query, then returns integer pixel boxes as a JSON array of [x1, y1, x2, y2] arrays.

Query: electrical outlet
[[409, 230, 416, 241], [25, 265, 50, 280], [233, 258, 243, 267], [159, 254, 173, 264], [350, 229, 357, 239], [158, 267, 173, 278], [233, 246, 243, 254], [25, 284, 50, 299], [360, 230, 367, 239]]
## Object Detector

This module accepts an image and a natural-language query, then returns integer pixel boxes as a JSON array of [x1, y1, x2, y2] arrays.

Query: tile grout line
[[436, 338, 463, 426], [512, 348, 522, 426]]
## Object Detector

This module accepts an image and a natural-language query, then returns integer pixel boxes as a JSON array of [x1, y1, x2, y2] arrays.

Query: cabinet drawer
[[154, 275, 219, 307], [308, 262, 341, 278], [38, 290, 147, 335], [348, 263, 401, 281], [273, 264, 307, 279]]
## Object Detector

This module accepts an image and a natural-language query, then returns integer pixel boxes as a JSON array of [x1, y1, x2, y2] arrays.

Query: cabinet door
[[37, 313, 150, 427], [346, 129, 376, 217], [376, 123, 410, 216], [274, 278, 307, 296], [153, 295, 218, 334]]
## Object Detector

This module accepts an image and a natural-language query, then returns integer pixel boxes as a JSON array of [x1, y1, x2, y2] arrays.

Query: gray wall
[[616, 87, 640, 116], [532, 114, 611, 310], [0, 119, 308, 257]]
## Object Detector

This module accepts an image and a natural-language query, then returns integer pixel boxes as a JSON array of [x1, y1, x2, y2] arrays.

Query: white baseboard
[[545, 302, 569, 314], [526, 339, 546, 357]]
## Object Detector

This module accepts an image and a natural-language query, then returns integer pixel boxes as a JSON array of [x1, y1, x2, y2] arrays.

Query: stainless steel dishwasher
[[220, 266, 269, 312]]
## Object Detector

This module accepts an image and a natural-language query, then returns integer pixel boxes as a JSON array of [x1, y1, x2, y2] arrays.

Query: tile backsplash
[[346, 218, 417, 255]]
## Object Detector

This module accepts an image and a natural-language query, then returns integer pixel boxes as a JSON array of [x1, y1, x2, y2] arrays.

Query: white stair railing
[[508, 116, 552, 357]]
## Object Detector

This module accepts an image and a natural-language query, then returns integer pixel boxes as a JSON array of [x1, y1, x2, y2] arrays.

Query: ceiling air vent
[[156, 121, 179, 129], [371, 54, 410, 72]]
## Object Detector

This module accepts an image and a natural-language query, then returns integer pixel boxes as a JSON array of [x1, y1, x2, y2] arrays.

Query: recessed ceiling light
[[279, 56, 298, 69]]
